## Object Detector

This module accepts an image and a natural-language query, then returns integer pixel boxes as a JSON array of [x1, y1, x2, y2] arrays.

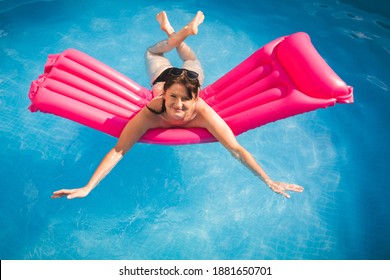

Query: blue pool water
[[1, 0, 389, 260]]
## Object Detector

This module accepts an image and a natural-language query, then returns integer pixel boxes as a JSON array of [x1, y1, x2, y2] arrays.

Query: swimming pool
[[1, 0, 389, 260]]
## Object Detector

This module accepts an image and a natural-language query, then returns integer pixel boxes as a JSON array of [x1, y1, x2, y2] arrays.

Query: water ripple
[[365, 75, 389, 92]]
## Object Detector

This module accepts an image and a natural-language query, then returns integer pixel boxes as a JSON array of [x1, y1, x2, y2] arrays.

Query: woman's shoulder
[[195, 97, 213, 115], [152, 82, 165, 97], [147, 95, 164, 106], [146, 96, 165, 114], [191, 98, 219, 127]]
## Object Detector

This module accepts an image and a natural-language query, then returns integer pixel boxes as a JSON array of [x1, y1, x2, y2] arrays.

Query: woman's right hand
[[51, 186, 92, 200], [266, 180, 304, 198]]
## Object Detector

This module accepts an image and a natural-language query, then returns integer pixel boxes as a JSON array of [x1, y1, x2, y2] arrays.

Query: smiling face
[[164, 83, 197, 121]]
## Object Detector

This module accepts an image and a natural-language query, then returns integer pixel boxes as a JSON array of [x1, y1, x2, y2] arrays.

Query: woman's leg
[[145, 11, 205, 84], [164, 11, 204, 47], [145, 40, 174, 85], [177, 42, 205, 86], [144, 12, 176, 84], [170, 11, 205, 85]]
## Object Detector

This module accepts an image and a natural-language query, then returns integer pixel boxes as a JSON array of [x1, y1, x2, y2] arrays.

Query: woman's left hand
[[51, 186, 92, 200], [266, 180, 304, 198]]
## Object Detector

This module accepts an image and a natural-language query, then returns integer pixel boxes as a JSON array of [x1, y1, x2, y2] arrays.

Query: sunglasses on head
[[168, 67, 199, 81]]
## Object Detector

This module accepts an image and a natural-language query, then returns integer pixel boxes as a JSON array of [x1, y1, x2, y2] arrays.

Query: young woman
[[52, 11, 303, 200]]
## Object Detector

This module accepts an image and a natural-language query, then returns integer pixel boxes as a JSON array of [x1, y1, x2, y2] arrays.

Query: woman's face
[[164, 83, 196, 120]]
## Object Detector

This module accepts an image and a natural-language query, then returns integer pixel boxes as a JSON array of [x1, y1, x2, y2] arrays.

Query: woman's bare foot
[[185, 11, 205, 35], [156, 11, 175, 36], [166, 11, 205, 47]]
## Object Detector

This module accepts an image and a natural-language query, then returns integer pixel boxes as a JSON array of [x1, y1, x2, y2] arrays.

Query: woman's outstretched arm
[[198, 100, 304, 198], [51, 109, 154, 199]]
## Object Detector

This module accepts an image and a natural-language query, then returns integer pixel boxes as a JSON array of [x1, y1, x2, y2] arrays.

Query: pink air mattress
[[28, 32, 353, 145]]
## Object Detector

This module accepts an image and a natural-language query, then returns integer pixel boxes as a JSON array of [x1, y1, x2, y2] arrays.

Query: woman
[[52, 11, 303, 200]]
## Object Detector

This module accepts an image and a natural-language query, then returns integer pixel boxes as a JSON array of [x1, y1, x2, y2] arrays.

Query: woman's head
[[163, 68, 200, 99], [162, 68, 201, 120]]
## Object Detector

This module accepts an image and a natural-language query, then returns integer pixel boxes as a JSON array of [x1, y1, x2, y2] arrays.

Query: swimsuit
[[146, 99, 166, 114]]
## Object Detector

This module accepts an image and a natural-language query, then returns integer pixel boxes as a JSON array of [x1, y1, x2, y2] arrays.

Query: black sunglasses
[[168, 67, 199, 81]]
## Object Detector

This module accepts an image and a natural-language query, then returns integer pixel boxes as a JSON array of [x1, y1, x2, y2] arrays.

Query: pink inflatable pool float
[[29, 32, 353, 145]]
